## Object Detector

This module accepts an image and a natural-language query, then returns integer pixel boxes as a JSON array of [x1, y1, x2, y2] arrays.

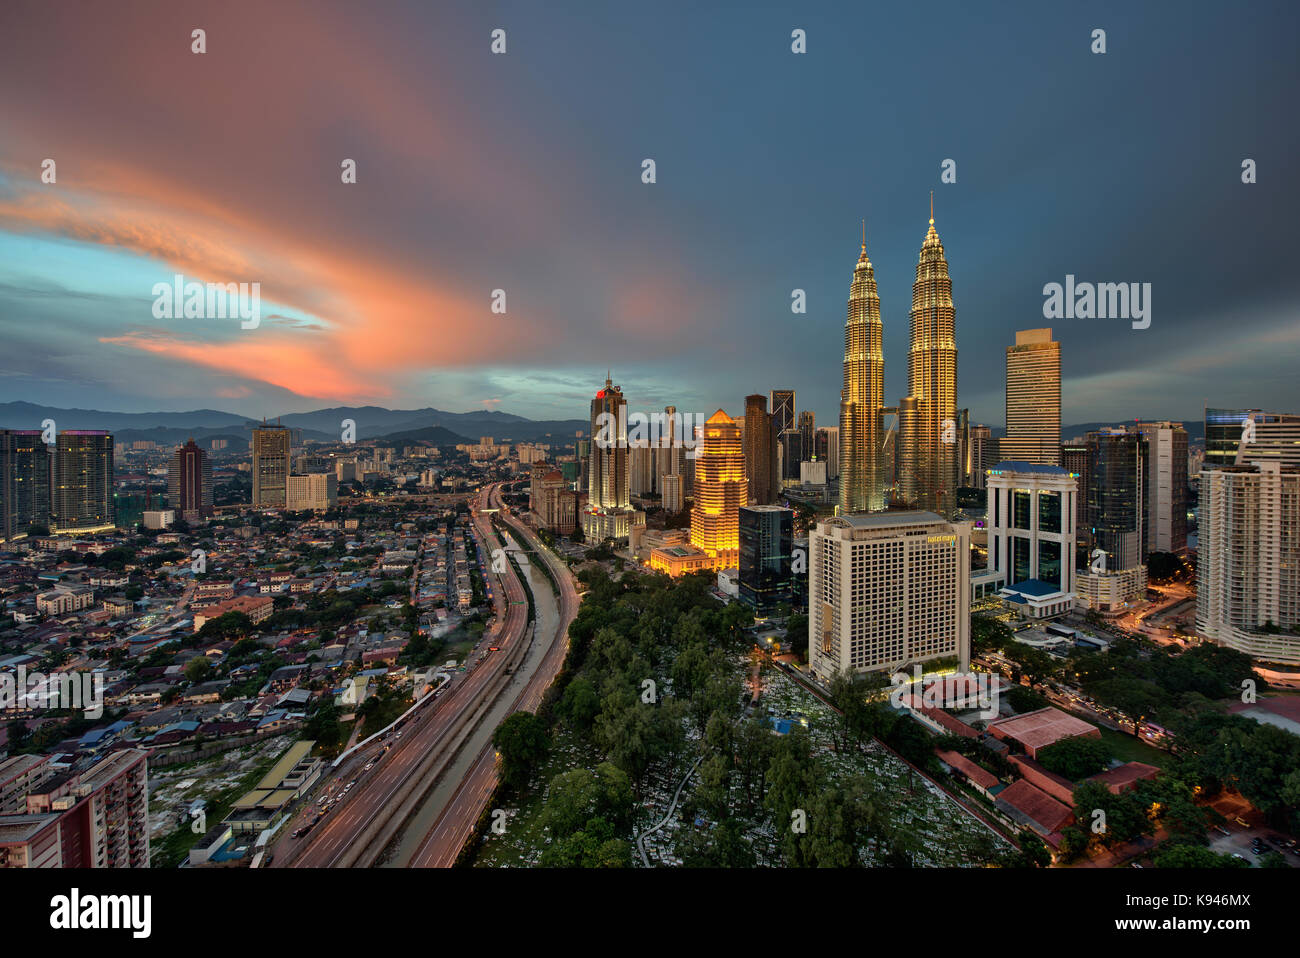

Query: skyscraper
[[1135, 421, 1188, 554], [743, 394, 777, 505], [838, 228, 886, 513], [0, 430, 50, 541], [968, 424, 992, 489], [999, 328, 1061, 465], [251, 423, 290, 509], [898, 196, 958, 515], [167, 438, 213, 520], [1197, 460, 1300, 664], [809, 511, 970, 680], [738, 505, 793, 614], [770, 389, 798, 486], [1085, 428, 1148, 572], [583, 373, 638, 541], [690, 410, 747, 568], [50, 431, 114, 534]]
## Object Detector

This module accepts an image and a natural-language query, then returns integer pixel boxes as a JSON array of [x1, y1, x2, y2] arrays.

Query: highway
[[272, 481, 535, 868], [405, 490, 580, 867]]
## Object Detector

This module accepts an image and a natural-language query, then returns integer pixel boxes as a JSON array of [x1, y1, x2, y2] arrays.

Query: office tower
[[999, 328, 1061, 465], [1060, 443, 1090, 541], [538, 470, 578, 534], [838, 230, 886, 513], [898, 197, 958, 515], [1135, 421, 1188, 554], [0, 430, 50, 541], [968, 424, 992, 489], [167, 438, 213, 520], [583, 374, 638, 541], [286, 473, 338, 512], [984, 462, 1077, 617], [1205, 407, 1259, 468], [0, 749, 149, 868], [1085, 429, 1148, 570], [1074, 428, 1148, 610], [809, 511, 970, 680], [655, 405, 687, 496], [50, 431, 114, 534], [251, 423, 290, 509], [690, 410, 747, 568], [818, 426, 840, 480], [629, 443, 656, 497], [1197, 460, 1300, 664], [798, 411, 815, 464], [738, 505, 793, 614], [661, 473, 684, 514], [743, 395, 777, 505], [771, 389, 799, 485]]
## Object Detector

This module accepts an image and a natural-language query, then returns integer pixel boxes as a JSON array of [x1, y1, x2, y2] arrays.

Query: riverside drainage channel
[[375, 531, 562, 866]]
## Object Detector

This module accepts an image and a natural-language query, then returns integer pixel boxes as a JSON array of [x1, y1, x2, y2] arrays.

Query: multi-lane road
[[272, 481, 577, 868], [406, 495, 580, 866]]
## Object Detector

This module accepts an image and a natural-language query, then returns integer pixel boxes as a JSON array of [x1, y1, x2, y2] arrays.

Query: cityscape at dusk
[[0, 0, 1296, 941]]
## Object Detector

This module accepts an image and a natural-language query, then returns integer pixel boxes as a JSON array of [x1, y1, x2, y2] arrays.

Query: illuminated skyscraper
[[0, 430, 50, 541], [999, 328, 1061, 465], [252, 423, 290, 509], [583, 373, 638, 541], [899, 196, 958, 515], [691, 410, 747, 568], [839, 227, 886, 514], [51, 431, 115, 534]]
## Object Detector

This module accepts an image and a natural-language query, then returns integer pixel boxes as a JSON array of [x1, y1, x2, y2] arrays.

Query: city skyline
[[1, 2, 1297, 428]]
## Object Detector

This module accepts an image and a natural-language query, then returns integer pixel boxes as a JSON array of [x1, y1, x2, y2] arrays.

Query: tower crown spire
[[929, 190, 934, 226]]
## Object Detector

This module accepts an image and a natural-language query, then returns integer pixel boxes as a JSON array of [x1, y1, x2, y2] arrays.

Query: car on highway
[[364, 762, 374, 771]]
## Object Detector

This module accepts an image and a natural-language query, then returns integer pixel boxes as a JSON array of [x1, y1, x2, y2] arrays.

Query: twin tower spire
[[839, 194, 958, 516]]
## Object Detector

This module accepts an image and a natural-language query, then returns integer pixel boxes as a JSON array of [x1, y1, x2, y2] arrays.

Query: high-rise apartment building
[[251, 423, 291, 509], [286, 472, 338, 512], [898, 199, 958, 516], [838, 230, 886, 513], [0, 430, 50, 541], [738, 505, 793, 614], [583, 374, 638, 541], [167, 438, 213, 520], [50, 431, 114, 534], [998, 328, 1061, 465], [809, 511, 970, 680], [690, 410, 747, 569], [1197, 460, 1300, 664], [743, 395, 777, 505], [1135, 421, 1188, 554], [0, 749, 149, 868]]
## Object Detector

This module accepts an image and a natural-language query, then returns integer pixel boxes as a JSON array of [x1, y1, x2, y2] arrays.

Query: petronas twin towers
[[839, 198, 958, 517]]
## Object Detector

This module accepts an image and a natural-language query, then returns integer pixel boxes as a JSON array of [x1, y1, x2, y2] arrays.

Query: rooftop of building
[[988, 461, 1071, 476], [824, 510, 946, 529], [988, 707, 1097, 752]]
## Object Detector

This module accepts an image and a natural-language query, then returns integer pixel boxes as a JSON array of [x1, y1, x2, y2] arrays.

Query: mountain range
[[0, 402, 588, 449]]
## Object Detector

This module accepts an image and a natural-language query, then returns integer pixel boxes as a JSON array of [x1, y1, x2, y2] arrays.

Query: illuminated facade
[[899, 197, 958, 516], [690, 409, 747, 569], [252, 423, 290, 509], [0, 429, 50, 541], [582, 374, 638, 541], [999, 328, 1061, 466], [809, 511, 970, 680], [839, 228, 886, 513], [50, 431, 115, 535]]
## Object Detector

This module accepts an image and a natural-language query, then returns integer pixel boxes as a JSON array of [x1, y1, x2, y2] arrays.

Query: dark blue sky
[[0, 0, 1296, 428]]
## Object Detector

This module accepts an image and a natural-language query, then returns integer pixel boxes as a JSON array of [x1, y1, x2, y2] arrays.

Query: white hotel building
[[809, 511, 970, 681]]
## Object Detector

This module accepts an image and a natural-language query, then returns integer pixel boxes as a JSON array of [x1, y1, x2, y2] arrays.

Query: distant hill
[[0, 401, 585, 446], [374, 425, 471, 446]]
